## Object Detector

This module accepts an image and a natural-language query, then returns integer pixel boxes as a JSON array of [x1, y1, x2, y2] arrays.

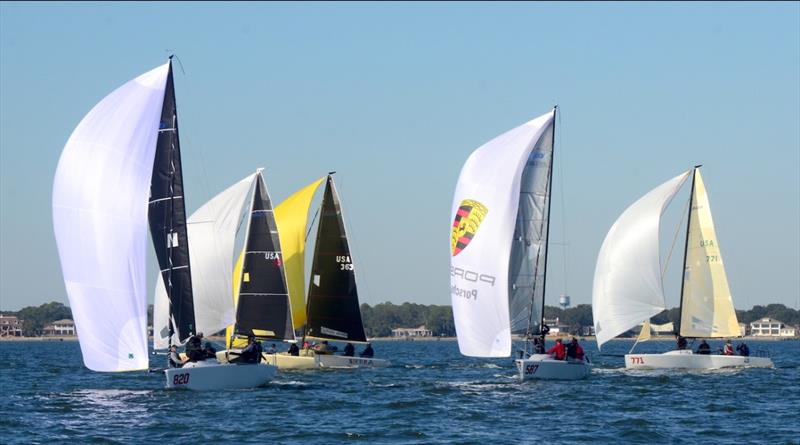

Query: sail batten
[[53, 63, 170, 372], [592, 170, 691, 349], [450, 110, 556, 357]]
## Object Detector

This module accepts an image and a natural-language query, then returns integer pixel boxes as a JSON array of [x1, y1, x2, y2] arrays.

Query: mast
[[149, 56, 195, 345], [676, 165, 701, 336]]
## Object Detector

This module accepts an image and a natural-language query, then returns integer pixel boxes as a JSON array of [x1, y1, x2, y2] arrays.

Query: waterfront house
[[0, 315, 23, 337], [391, 325, 433, 338], [749, 318, 797, 337], [42, 319, 76, 336]]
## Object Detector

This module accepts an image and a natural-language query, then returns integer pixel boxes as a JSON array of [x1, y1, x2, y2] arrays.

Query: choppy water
[[1, 339, 798, 444]]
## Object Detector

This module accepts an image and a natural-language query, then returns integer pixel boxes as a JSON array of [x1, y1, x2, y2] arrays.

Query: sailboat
[[255, 174, 389, 369], [592, 166, 773, 370], [450, 107, 590, 380], [226, 169, 297, 353], [52, 59, 277, 390]]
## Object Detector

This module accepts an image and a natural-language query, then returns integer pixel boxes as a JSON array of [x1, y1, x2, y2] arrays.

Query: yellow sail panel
[[679, 169, 740, 338], [274, 177, 326, 329], [226, 249, 246, 349], [637, 319, 652, 342]]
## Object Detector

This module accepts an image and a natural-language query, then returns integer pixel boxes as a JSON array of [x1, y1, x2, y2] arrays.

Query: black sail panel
[[234, 173, 294, 341], [305, 176, 367, 343], [148, 61, 195, 342]]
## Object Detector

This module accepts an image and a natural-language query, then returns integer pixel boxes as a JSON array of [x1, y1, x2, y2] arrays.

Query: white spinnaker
[[450, 110, 555, 357], [592, 170, 691, 349], [679, 170, 740, 338], [154, 173, 257, 349], [52, 63, 169, 372]]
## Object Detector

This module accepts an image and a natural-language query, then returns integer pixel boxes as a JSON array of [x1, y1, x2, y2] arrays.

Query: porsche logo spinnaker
[[451, 199, 488, 256]]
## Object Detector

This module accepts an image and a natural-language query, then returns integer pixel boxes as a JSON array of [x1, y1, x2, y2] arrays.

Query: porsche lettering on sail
[[451, 199, 488, 256]]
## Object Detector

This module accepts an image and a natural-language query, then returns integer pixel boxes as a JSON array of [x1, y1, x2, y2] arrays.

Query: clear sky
[[1, 2, 798, 312]]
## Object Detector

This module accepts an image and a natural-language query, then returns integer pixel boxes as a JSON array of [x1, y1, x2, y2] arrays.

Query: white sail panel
[[508, 121, 554, 335], [679, 169, 740, 338], [450, 110, 555, 357], [592, 170, 691, 349], [154, 173, 257, 349], [52, 63, 170, 372]]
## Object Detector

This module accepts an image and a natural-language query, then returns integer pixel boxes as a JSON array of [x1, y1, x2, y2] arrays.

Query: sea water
[[1, 339, 798, 444]]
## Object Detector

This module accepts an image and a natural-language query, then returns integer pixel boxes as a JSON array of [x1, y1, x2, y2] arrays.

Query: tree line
[[3, 301, 799, 338]]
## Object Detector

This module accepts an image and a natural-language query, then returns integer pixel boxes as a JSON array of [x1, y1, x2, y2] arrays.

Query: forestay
[[679, 169, 740, 338], [52, 63, 169, 372], [154, 173, 256, 349], [592, 170, 691, 349], [450, 110, 555, 358]]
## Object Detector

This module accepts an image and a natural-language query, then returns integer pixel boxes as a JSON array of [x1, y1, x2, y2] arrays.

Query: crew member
[[722, 340, 734, 356], [168, 345, 187, 368], [185, 332, 205, 362], [566, 337, 585, 361], [360, 343, 374, 358], [736, 342, 750, 357], [546, 338, 566, 360]]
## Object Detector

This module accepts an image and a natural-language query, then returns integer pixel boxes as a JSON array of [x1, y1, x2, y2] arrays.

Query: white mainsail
[[679, 169, 740, 337], [154, 173, 257, 349], [508, 121, 555, 335], [450, 110, 555, 357], [592, 170, 691, 349], [52, 63, 170, 372]]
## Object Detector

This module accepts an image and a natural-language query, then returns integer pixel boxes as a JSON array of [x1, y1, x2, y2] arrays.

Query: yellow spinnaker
[[275, 177, 326, 329]]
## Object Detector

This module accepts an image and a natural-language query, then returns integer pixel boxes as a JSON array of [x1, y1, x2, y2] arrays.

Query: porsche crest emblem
[[451, 199, 488, 256]]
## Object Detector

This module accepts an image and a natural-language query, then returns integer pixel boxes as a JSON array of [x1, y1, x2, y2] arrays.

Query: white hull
[[315, 354, 390, 368], [625, 349, 774, 370], [164, 359, 277, 390], [515, 354, 591, 380]]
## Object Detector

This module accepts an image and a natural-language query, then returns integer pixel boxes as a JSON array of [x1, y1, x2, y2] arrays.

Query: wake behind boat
[[450, 107, 589, 380], [593, 166, 773, 371], [52, 59, 276, 390]]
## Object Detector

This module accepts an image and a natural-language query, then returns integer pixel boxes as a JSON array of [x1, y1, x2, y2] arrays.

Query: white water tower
[[559, 294, 570, 310]]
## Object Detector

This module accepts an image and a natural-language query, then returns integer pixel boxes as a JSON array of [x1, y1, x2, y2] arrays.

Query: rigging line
[[336, 177, 374, 308], [556, 109, 568, 294]]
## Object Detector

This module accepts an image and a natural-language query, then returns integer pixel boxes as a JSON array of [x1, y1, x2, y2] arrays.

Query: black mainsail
[[305, 175, 367, 343], [233, 172, 294, 341], [148, 59, 195, 343]]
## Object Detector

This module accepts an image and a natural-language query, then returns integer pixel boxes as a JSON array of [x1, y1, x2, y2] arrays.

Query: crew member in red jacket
[[546, 338, 566, 360]]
